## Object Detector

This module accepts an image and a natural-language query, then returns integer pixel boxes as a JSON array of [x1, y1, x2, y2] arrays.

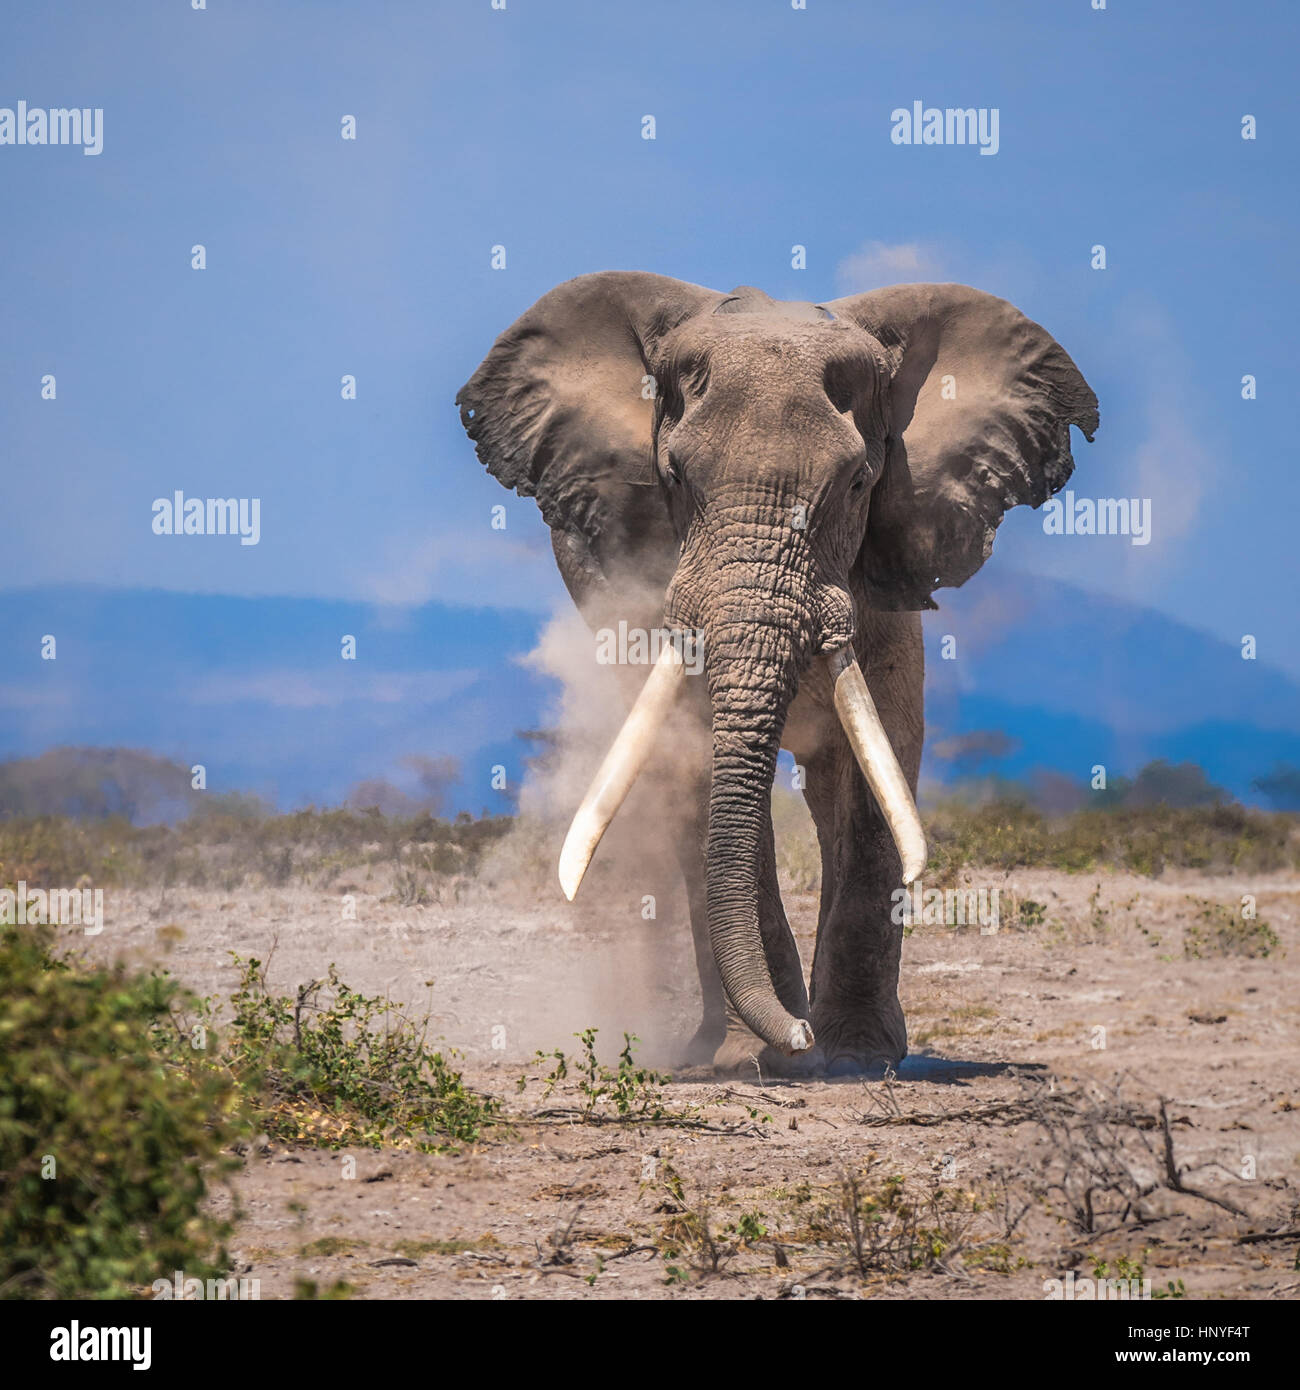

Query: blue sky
[[2, 1, 1297, 808]]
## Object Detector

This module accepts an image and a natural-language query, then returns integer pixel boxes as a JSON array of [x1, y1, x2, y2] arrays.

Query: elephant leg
[[802, 611, 923, 1074]]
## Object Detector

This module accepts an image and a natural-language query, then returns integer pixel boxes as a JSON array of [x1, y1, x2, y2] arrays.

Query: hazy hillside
[[2, 577, 1297, 816], [927, 570, 1300, 800]]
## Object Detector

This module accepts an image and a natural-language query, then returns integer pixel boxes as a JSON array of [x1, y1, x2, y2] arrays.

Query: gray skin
[[458, 273, 1098, 1076]]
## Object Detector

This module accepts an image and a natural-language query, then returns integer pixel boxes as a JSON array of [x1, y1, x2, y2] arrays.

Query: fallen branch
[[710, 1086, 804, 1110], [603, 1243, 659, 1263], [522, 1107, 766, 1136], [1158, 1098, 1249, 1219]]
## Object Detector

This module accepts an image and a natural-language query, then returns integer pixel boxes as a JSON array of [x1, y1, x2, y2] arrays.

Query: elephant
[[457, 272, 1098, 1076]]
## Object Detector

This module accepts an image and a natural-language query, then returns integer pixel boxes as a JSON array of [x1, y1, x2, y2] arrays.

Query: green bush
[[181, 955, 500, 1151], [0, 928, 239, 1299], [1182, 899, 1279, 960]]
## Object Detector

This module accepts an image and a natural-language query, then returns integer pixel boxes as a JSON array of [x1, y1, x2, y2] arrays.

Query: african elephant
[[457, 273, 1097, 1075]]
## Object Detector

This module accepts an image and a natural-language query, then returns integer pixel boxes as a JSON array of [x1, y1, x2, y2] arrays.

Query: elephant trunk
[[701, 600, 814, 1055]]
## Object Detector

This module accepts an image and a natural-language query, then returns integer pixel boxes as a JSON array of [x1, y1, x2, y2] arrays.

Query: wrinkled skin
[[458, 274, 1098, 1075]]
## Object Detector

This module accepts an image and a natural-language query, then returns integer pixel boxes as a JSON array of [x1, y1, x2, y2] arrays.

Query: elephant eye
[[663, 453, 682, 486]]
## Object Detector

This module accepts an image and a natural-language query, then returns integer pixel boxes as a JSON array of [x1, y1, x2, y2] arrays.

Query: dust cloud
[[473, 599, 711, 1066]]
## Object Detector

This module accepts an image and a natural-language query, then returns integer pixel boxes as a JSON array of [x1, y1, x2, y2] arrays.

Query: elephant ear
[[827, 283, 1099, 610], [457, 271, 722, 564]]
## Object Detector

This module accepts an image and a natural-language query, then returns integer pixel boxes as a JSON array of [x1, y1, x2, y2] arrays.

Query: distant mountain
[[0, 587, 548, 817], [1, 579, 1295, 817], [924, 570, 1300, 801]]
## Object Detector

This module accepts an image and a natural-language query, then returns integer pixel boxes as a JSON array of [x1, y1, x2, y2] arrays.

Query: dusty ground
[[71, 854, 1300, 1301]]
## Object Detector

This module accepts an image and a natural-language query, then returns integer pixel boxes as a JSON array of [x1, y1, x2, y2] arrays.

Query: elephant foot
[[824, 1052, 903, 1078], [812, 1003, 906, 1078], [711, 1027, 823, 1078], [681, 1019, 727, 1067], [710, 1026, 766, 1074]]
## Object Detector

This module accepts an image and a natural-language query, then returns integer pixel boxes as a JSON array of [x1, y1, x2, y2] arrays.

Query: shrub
[[1181, 899, 1279, 960], [825, 1165, 981, 1276], [180, 955, 500, 1151], [529, 1028, 673, 1123], [0, 928, 239, 1299]]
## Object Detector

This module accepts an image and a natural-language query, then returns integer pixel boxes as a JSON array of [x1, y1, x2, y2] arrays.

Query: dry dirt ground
[[72, 855, 1300, 1301]]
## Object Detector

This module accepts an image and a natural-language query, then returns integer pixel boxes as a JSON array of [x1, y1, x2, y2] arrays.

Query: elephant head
[[458, 271, 1097, 1057]]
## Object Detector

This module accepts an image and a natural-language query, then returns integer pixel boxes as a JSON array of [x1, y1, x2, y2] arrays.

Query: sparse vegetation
[[772, 790, 1298, 894], [3, 778, 1295, 907], [299, 1236, 367, 1257], [818, 1163, 984, 1277], [293, 1276, 354, 1299], [1181, 898, 1279, 960], [925, 799, 1299, 880], [1017, 1074, 1250, 1235], [1017, 897, 1048, 927], [527, 1028, 676, 1124], [2, 753, 1291, 1302], [0, 804, 512, 895], [655, 1162, 766, 1278], [168, 954, 501, 1152]]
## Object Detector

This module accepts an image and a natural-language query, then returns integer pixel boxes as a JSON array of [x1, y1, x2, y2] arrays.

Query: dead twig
[[710, 1086, 803, 1110], [535, 1201, 585, 1268], [523, 1107, 766, 1137], [1158, 1098, 1249, 1219], [603, 1243, 659, 1262], [1236, 1229, 1300, 1246]]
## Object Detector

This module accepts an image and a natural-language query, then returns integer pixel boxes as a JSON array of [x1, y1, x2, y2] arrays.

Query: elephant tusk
[[557, 638, 688, 901], [826, 647, 928, 885]]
